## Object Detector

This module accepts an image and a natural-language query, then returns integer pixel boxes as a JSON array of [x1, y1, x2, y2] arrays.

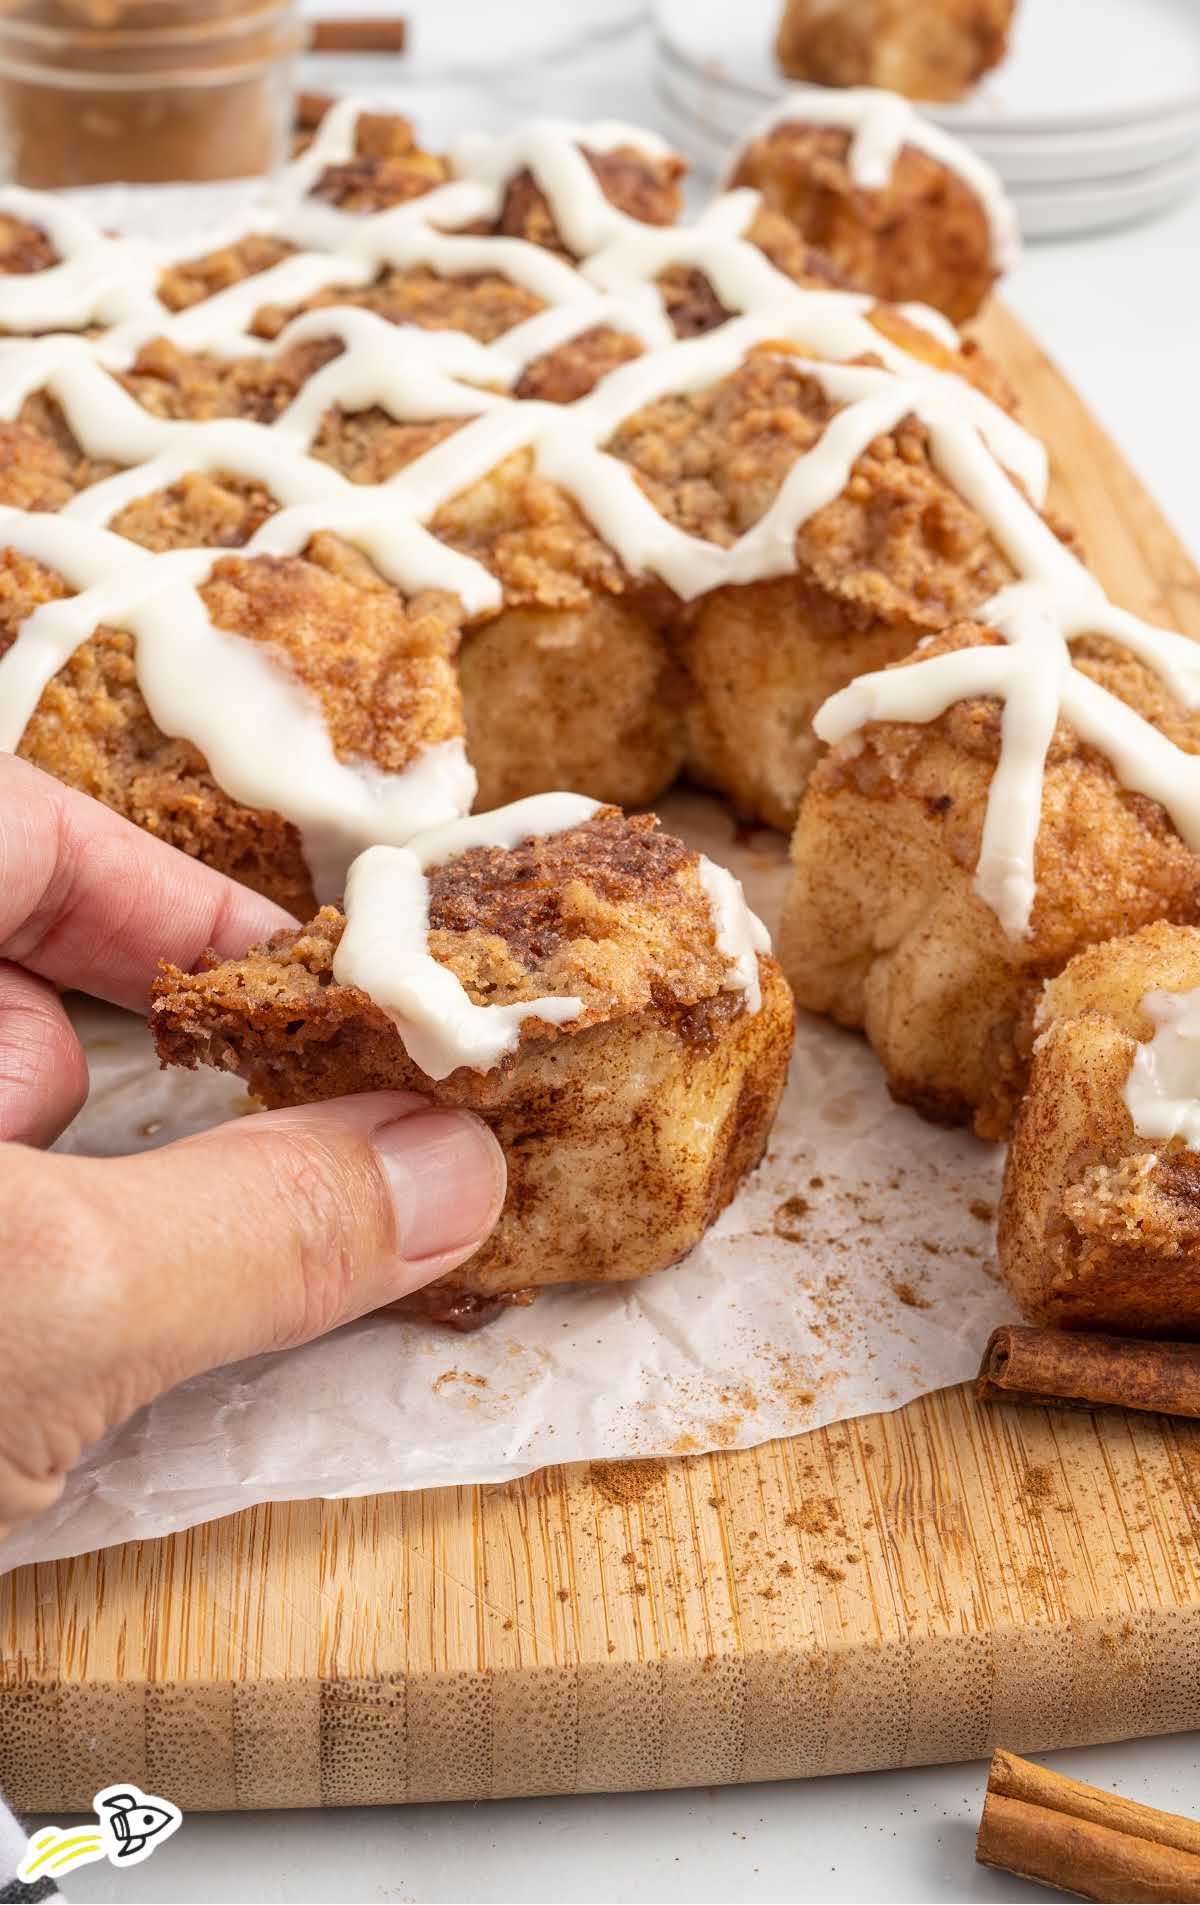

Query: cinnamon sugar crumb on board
[[589, 1459, 666, 1507]]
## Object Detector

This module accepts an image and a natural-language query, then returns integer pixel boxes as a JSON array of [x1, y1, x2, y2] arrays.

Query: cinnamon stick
[[976, 1325, 1200, 1418], [977, 1748, 1200, 1901], [310, 15, 407, 54]]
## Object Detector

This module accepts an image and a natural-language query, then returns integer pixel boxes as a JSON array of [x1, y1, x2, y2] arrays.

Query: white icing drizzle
[[695, 858, 771, 1014], [0, 98, 1180, 953], [0, 315, 1044, 611], [332, 793, 770, 1078], [1125, 990, 1200, 1151], [0, 108, 1042, 493], [0, 507, 478, 900], [816, 556, 1200, 939], [0, 186, 160, 331], [739, 87, 1020, 274], [450, 119, 676, 260]]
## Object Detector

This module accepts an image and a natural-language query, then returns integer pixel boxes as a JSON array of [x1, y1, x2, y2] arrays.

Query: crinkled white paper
[[1, 790, 1014, 1571]]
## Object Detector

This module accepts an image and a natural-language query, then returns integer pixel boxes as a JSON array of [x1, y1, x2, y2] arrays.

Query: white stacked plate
[[653, 0, 1200, 238]]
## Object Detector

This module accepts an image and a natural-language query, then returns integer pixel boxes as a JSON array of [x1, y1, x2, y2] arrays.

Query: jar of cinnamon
[[0, 1, 304, 188]]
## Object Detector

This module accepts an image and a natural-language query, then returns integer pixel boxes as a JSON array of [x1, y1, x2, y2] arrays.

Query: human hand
[[0, 757, 506, 1539]]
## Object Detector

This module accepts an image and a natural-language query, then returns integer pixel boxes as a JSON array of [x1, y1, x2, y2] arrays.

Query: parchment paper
[[0, 790, 1015, 1572]]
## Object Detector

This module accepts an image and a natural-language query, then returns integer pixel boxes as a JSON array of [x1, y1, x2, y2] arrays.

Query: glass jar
[[0, 0, 304, 188]]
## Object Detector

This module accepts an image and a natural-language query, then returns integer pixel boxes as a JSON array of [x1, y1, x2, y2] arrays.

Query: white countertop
[[50, 1732, 1200, 1903], [40, 4, 1200, 1899]]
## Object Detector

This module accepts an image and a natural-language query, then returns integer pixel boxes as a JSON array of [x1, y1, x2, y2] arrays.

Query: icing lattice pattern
[[0, 99, 1194, 939]]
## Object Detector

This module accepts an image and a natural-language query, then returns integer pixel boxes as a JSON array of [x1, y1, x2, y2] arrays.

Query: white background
[[33, 1, 1200, 1898]]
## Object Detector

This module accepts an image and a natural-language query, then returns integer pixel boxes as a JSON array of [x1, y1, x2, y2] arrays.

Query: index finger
[[0, 755, 295, 1011]]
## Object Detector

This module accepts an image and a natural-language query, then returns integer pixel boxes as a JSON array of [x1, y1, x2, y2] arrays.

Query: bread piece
[[152, 807, 795, 1325], [730, 117, 1001, 323], [1000, 922, 1200, 1335], [775, 0, 1017, 104], [615, 349, 1020, 828], [780, 623, 1200, 1139], [3, 529, 466, 918]]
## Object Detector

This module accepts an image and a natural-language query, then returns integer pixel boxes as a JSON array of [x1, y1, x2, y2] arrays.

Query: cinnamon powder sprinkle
[[773, 1194, 810, 1241], [889, 1277, 932, 1310], [590, 1458, 665, 1506]]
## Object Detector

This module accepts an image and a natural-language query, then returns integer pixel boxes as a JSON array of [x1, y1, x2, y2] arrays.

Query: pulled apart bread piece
[[1000, 922, 1200, 1336], [729, 92, 1016, 323], [781, 618, 1200, 1141], [774, 0, 1017, 105], [152, 802, 795, 1327]]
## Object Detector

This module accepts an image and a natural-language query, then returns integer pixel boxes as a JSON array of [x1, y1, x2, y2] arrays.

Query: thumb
[[0, 1092, 506, 1531], [92, 1092, 508, 1385]]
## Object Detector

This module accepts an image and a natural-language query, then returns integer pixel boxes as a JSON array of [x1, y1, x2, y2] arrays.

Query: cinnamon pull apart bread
[[1000, 923, 1200, 1336], [152, 799, 795, 1326], [729, 91, 1017, 323], [0, 97, 1045, 867], [774, 0, 1017, 104], [782, 556, 1200, 1140]]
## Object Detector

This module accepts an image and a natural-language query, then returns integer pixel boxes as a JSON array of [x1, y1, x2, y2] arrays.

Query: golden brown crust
[[649, 215, 848, 341], [1000, 922, 1200, 1335], [0, 411, 109, 510], [742, 203, 853, 295], [430, 448, 634, 614], [110, 469, 280, 551], [310, 112, 452, 212], [609, 348, 1016, 625], [117, 334, 341, 423], [249, 264, 546, 346], [157, 233, 298, 315], [199, 545, 464, 774], [114, 327, 1018, 643], [155, 117, 449, 311], [156, 810, 740, 1037], [775, 0, 1016, 103], [782, 623, 1200, 1138], [512, 324, 646, 403], [305, 119, 685, 239], [731, 121, 998, 324]]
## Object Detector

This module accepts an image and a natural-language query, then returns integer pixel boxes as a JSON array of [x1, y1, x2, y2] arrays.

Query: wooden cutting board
[[5, 306, 1200, 1814]]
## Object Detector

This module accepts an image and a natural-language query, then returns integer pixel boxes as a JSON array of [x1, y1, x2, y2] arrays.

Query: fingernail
[[372, 1109, 507, 1265]]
